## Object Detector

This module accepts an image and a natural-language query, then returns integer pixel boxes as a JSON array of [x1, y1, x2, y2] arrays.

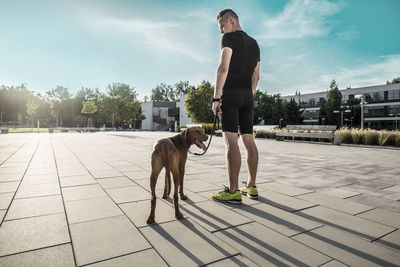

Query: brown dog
[[146, 126, 208, 224], [147, 126, 208, 224]]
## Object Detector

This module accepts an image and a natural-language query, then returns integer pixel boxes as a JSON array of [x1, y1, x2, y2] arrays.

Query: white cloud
[[336, 26, 359, 42], [276, 54, 400, 95], [258, 0, 346, 40], [73, 5, 212, 63]]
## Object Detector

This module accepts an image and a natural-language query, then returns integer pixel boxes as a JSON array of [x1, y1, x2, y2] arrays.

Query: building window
[[388, 89, 400, 100]]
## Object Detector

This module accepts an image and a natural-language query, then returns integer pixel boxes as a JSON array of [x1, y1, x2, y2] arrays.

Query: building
[[283, 83, 400, 130], [141, 95, 193, 131]]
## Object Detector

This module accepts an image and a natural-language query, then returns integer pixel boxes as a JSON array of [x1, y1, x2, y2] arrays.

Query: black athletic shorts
[[221, 89, 254, 135]]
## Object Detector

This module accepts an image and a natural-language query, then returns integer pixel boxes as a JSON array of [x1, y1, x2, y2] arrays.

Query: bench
[[275, 125, 341, 145], [0, 127, 9, 134], [48, 127, 99, 133]]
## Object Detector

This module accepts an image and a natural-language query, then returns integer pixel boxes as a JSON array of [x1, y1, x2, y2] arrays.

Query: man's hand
[[212, 101, 222, 116]]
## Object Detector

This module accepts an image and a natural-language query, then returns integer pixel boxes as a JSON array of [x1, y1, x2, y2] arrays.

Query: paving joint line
[[50, 135, 79, 267], [0, 242, 71, 259], [59, 135, 171, 267], [0, 135, 41, 228]]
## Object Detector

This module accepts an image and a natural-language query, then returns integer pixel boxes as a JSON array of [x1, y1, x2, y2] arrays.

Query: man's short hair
[[217, 9, 239, 22]]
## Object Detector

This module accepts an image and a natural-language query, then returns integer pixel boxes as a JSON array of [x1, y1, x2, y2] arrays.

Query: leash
[[189, 113, 220, 156]]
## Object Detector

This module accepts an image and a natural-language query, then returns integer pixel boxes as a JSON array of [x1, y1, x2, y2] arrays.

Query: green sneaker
[[240, 186, 258, 199], [211, 187, 242, 204]]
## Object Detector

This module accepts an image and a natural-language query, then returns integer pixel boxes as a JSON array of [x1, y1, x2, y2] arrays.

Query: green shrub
[[377, 130, 396, 146], [362, 129, 378, 145], [351, 128, 362, 144], [395, 132, 400, 147], [254, 130, 276, 139], [337, 128, 352, 144]]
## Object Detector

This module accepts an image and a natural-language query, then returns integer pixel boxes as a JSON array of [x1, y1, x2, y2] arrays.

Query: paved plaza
[[0, 131, 399, 266]]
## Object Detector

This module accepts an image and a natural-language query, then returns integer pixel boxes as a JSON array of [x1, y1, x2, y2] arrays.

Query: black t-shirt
[[221, 30, 260, 90]]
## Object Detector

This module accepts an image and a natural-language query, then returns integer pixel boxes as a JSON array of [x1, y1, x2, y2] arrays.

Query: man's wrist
[[212, 97, 221, 102]]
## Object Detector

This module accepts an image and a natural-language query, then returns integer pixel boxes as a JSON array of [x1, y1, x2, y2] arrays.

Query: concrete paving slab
[[320, 260, 348, 267], [0, 173, 23, 182], [5, 195, 64, 220], [347, 194, 400, 213], [357, 208, 400, 228], [181, 200, 253, 232], [213, 222, 331, 266], [255, 190, 318, 212], [0, 213, 70, 257], [140, 218, 239, 267], [90, 169, 122, 179], [258, 181, 313, 196], [58, 168, 90, 178], [318, 187, 362, 199], [235, 202, 323, 237], [384, 185, 400, 193], [96, 176, 135, 189], [295, 206, 396, 241], [60, 175, 97, 187], [21, 174, 59, 185], [62, 184, 108, 202], [105, 185, 150, 203], [65, 197, 123, 224], [0, 244, 75, 267], [296, 192, 374, 215], [293, 226, 400, 267], [69, 215, 151, 266], [123, 171, 150, 180], [0, 210, 5, 222], [14, 182, 60, 199], [179, 179, 221, 193], [120, 199, 178, 227], [206, 255, 258, 266], [0, 192, 14, 210], [0, 181, 19, 194], [375, 230, 400, 251], [85, 249, 168, 267]]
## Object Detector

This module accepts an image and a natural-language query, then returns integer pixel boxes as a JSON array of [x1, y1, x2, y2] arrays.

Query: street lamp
[[355, 95, 367, 129], [321, 117, 326, 125], [279, 118, 283, 128], [333, 109, 351, 127]]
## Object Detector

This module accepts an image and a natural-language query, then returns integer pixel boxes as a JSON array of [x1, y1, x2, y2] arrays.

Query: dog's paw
[[180, 194, 189, 200], [175, 212, 184, 219], [146, 217, 155, 224], [161, 194, 169, 199]]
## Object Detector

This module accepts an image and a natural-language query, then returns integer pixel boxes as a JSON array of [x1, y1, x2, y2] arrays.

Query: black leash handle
[[189, 113, 220, 156]]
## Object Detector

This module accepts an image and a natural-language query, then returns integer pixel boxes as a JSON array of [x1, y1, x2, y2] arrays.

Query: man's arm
[[213, 47, 232, 114], [251, 61, 260, 94]]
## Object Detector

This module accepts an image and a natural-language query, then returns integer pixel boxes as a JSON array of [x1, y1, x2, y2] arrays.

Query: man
[[211, 9, 260, 204]]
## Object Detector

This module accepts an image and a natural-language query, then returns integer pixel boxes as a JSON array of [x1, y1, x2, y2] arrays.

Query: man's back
[[221, 30, 260, 90]]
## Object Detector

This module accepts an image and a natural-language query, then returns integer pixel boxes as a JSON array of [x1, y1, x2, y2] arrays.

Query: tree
[[321, 79, 342, 125], [81, 101, 97, 127], [386, 76, 400, 84], [105, 83, 144, 127], [46, 86, 71, 127], [25, 99, 38, 127], [253, 90, 277, 125], [185, 81, 214, 123], [284, 98, 303, 124], [151, 81, 195, 102]]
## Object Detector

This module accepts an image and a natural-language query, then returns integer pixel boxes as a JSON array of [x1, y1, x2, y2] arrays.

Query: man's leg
[[223, 131, 241, 193], [241, 134, 258, 187]]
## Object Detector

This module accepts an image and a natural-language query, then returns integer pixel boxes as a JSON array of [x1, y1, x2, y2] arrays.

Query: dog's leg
[[178, 158, 188, 200], [171, 167, 183, 219], [162, 168, 171, 199], [147, 155, 162, 224]]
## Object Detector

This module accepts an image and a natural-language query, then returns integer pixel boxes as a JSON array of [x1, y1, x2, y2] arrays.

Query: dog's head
[[184, 126, 209, 151]]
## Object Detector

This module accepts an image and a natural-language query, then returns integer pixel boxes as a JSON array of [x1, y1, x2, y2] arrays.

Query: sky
[[1, 0, 399, 100]]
